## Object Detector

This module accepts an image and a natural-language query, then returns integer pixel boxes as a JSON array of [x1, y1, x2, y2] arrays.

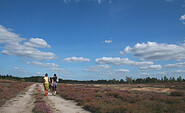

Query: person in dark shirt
[[52, 74, 58, 96]]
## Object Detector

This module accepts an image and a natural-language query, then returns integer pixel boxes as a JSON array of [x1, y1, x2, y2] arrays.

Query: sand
[[0, 83, 90, 113]]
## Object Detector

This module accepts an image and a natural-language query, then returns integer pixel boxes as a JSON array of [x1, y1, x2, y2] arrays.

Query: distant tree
[[112, 78, 117, 84], [120, 79, 124, 84], [161, 78, 164, 83], [136, 78, 144, 83], [126, 76, 132, 84], [164, 76, 168, 82], [177, 76, 182, 83]]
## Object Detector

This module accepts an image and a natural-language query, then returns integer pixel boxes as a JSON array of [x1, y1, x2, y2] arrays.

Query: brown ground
[[0, 84, 36, 113], [93, 84, 175, 93], [0, 84, 90, 113]]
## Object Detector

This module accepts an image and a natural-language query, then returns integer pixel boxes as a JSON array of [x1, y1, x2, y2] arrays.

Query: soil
[[0, 83, 90, 113], [0, 84, 36, 113], [40, 84, 90, 113]]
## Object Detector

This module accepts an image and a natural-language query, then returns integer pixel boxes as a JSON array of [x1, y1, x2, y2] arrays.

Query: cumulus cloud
[[62, 57, 90, 62], [83, 65, 111, 72], [180, 14, 185, 24], [104, 40, 112, 43], [121, 41, 185, 61], [49, 67, 71, 75], [36, 72, 43, 75], [98, 69, 129, 76], [13, 67, 24, 70], [0, 25, 57, 60], [24, 38, 51, 48], [26, 61, 59, 68], [2, 45, 56, 60], [0, 25, 24, 45], [114, 69, 130, 73], [139, 65, 162, 71], [140, 73, 150, 76], [175, 70, 185, 73], [96, 57, 153, 66], [49, 68, 65, 72], [165, 62, 185, 68]]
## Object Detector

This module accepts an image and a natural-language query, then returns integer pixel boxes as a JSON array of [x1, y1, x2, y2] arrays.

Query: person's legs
[[54, 86, 56, 95], [46, 90, 48, 96], [52, 85, 55, 95], [44, 84, 48, 96]]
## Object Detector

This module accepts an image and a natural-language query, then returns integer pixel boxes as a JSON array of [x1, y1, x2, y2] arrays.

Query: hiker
[[43, 73, 50, 96], [49, 77, 52, 92], [52, 74, 58, 96]]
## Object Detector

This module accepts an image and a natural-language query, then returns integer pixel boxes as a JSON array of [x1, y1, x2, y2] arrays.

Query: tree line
[[0, 74, 184, 84]]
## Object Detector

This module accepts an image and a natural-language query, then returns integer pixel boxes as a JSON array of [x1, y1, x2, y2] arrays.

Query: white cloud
[[96, 57, 153, 66], [0, 25, 57, 60], [13, 67, 24, 70], [139, 65, 162, 71], [36, 72, 43, 75], [49, 67, 71, 75], [180, 14, 185, 24], [98, 69, 129, 76], [0, 25, 24, 45], [140, 73, 150, 76], [2, 45, 56, 60], [175, 70, 185, 73], [154, 72, 167, 75], [104, 40, 112, 43], [121, 41, 185, 61], [62, 57, 90, 62], [26, 61, 59, 68], [49, 68, 65, 72], [24, 38, 51, 48], [83, 65, 111, 72], [165, 62, 185, 68], [114, 69, 130, 73]]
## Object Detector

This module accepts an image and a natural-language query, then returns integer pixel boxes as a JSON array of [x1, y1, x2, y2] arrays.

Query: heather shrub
[[33, 102, 52, 113], [170, 91, 184, 96], [57, 83, 185, 113], [165, 98, 181, 104], [33, 84, 52, 113], [0, 79, 33, 107]]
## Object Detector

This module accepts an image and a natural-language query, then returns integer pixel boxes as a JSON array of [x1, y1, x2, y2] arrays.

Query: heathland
[[0, 76, 185, 113]]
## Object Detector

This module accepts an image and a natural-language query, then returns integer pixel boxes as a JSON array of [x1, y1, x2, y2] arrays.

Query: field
[[57, 83, 185, 113], [0, 79, 33, 107]]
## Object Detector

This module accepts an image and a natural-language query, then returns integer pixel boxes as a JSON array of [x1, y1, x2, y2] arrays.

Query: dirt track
[[0, 83, 90, 113], [0, 84, 36, 113], [44, 86, 90, 113]]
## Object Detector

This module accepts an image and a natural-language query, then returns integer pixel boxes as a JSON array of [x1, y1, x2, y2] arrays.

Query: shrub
[[33, 84, 52, 113], [170, 91, 184, 96]]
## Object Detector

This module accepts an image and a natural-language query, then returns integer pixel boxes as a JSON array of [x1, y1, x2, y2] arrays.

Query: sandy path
[[0, 84, 36, 113], [40, 84, 90, 113]]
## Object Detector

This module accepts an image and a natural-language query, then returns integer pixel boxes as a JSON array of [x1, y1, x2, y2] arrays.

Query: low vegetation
[[0, 79, 33, 107], [33, 84, 52, 113], [57, 83, 185, 113]]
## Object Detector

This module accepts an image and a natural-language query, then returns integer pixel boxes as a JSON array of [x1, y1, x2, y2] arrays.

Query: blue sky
[[0, 0, 185, 80]]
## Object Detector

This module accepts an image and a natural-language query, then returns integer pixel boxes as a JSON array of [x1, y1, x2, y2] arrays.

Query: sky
[[0, 0, 185, 80]]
